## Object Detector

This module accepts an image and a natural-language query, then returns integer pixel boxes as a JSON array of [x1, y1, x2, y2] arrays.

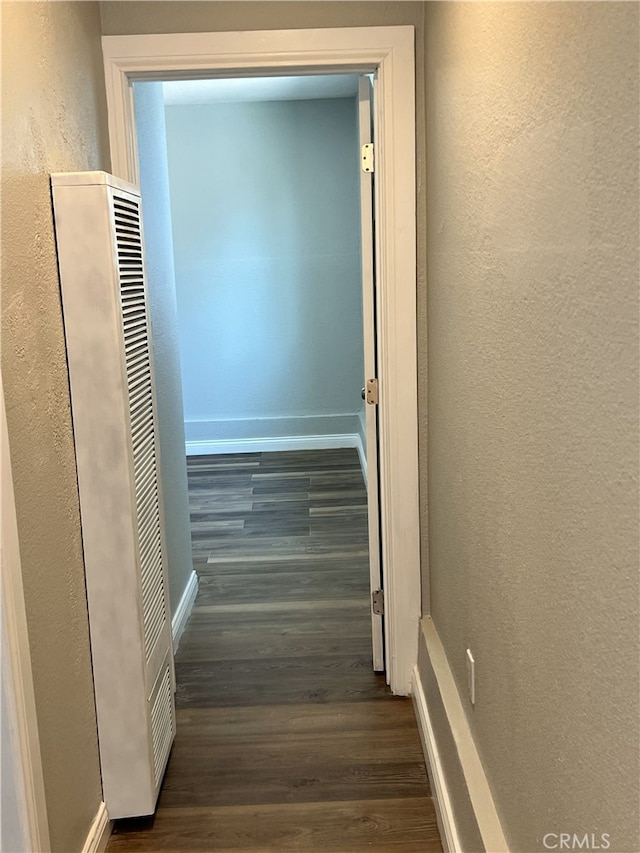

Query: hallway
[[107, 448, 441, 851]]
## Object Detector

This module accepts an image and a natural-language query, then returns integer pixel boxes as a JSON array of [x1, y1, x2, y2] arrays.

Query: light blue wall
[[164, 97, 364, 447], [133, 82, 193, 618]]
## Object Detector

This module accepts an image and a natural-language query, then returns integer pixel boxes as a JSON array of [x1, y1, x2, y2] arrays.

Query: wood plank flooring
[[107, 448, 441, 852]]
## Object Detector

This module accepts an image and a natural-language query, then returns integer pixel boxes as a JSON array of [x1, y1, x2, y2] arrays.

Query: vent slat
[[132, 435, 155, 471], [139, 522, 161, 571], [130, 403, 154, 437], [141, 549, 162, 602], [123, 330, 148, 351], [130, 392, 152, 417], [128, 373, 152, 398], [126, 350, 150, 375]]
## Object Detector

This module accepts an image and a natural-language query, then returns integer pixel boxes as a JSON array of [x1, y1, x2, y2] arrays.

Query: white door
[[358, 76, 384, 673]]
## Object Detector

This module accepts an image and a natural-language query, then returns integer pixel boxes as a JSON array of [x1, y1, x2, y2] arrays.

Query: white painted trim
[[1, 377, 52, 852], [186, 433, 360, 457], [171, 569, 198, 652], [184, 414, 361, 445], [418, 619, 510, 853], [81, 802, 112, 853], [358, 76, 381, 671], [102, 25, 419, 696], [355, 431, 367, 484], [412, 666, 463, 853]]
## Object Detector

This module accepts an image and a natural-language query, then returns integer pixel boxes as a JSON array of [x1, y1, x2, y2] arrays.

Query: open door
[[358, 76, 384, 673]]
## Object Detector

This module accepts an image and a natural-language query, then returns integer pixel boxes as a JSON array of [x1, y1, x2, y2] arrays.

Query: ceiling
[[162, 74, 361, 106]]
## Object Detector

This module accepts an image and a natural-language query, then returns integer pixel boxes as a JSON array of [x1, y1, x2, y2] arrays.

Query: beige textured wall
[[1, 2, 109, 850], [425, 3, 639, 851], [99, 0, 424, 41]]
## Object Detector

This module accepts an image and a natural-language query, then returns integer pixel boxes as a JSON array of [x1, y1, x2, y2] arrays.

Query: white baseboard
[[171, 570, 198, 652], [412, 666, 463, 853], [81, 802, 111, 853], [186, 433, 360, 456], [415, 618, 510, 853]]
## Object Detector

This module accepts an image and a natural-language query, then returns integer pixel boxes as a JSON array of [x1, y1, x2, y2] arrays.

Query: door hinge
[[365, 378, 378, 405], [372, 589, 384, 616], [361, 143, 374, 174]]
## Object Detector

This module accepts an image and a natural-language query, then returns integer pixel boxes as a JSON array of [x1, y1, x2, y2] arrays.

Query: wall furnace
[[51, 170, 175, 819]]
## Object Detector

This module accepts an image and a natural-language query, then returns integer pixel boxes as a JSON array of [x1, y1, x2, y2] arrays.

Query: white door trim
[[1, 376, 51, 852], [101, 25, 420, 695]]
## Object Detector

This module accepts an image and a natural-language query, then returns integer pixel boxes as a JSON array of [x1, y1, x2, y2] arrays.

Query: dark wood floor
[[107, 448, 441, 852]]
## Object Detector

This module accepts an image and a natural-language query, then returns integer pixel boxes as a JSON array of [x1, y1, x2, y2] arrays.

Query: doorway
[[133, 71, 383, 669], [102, 25, 420, 696]]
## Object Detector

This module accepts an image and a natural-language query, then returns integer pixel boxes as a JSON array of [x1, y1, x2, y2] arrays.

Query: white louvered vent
[[51, 171, 175, 821], [150, 663, 175, 786], [113, 195, 167, 662]]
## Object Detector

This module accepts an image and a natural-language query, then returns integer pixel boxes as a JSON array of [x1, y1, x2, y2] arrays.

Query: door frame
[[101, 25, 420, 696]]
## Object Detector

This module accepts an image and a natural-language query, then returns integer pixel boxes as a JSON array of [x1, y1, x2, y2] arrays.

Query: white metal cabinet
[[51, 171, 175, 819]]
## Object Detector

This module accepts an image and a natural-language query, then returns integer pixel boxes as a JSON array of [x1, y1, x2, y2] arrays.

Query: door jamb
[[101, 25, 420, 695]]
